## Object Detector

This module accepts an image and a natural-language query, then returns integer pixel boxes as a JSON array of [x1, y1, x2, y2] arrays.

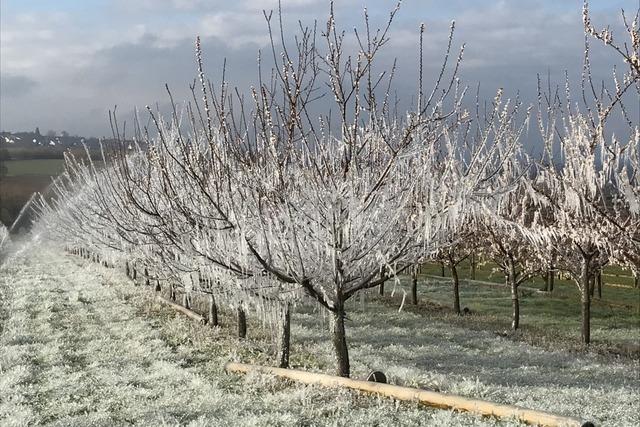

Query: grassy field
[[3, 159, 65, 177], [420, 259, 639, 311], [0, 159, 65, 226], [390, 261, 640, 355], [0, 175, 54, 227], [421, 259, 638, 289], [0, 159, 107, 227]]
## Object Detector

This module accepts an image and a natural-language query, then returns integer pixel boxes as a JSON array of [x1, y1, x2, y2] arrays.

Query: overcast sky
[[0, 0, 635, 137]]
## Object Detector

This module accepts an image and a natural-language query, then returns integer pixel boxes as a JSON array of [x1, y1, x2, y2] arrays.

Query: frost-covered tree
[[174, 6, 474, 377], [433, 235, 474, 315], [532, 115, 638, 344], [527, 4, 639, 344], [476, 185, 543, 331], [433, 91, 531, 317], [119, 3, 522, 378], [463, 97, 540, 330], [34, 152, 123, 263]]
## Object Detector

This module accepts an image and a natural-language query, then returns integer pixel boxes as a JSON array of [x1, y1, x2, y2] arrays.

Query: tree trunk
[[183, 292, 190, 310], [581, 286, 591, 345], [331, 307, 350, 377], [451, 264, 461, 315], [170, 283, 176, 301], [411, 266, 418, 305], [546, 257, 555, 292], [580, 258, 591, 345], [144, 268, 150, 287], [508, 259, 519, 330], [154, 280, 161, 293], [378, 269, 385, 296], [589, 275, 595, 298], [125, 261, 130, 278], [440, 262, 446, 277], [237, 307, 247, 338], [277, 304, 291, 368], [470, 252, 476, 280], [208, 294, 218, 327], [511, 283, 519, 330], [596, 272, 602, 299]]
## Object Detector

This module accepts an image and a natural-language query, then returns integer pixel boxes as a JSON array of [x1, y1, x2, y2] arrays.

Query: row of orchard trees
[[420, 3, 640, 341], [34, 2, 638, 377]]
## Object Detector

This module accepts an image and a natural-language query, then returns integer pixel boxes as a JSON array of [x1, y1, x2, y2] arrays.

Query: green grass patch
[[3, 159, 65, 176], [397, 262, 640, 354], [0, 175, 54, 226], [421, 260, 639, 308]]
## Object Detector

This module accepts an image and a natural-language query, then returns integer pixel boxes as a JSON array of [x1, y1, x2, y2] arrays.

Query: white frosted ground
[[0, 239, 638, 426]]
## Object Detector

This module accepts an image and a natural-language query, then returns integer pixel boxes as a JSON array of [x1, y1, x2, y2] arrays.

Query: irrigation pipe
[[225, 362, 593, 427]]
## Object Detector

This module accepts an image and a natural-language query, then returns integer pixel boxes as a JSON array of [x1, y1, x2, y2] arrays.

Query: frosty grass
[[1, 240, 638, 426]]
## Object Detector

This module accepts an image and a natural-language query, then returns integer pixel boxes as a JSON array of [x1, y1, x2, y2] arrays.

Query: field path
[[0, 241, 232, 426]]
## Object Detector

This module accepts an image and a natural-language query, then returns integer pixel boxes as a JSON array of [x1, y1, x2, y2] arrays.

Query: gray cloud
[[0, 1, 635, 138], [0, 74, 38, 98]]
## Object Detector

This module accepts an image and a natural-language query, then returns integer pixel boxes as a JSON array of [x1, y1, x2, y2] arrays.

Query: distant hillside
[[0, 131, 130, 160], [0, 131, 126, 227]]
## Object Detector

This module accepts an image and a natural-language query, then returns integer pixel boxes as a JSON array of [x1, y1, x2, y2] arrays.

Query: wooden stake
[[156, 295, 206, 324]]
